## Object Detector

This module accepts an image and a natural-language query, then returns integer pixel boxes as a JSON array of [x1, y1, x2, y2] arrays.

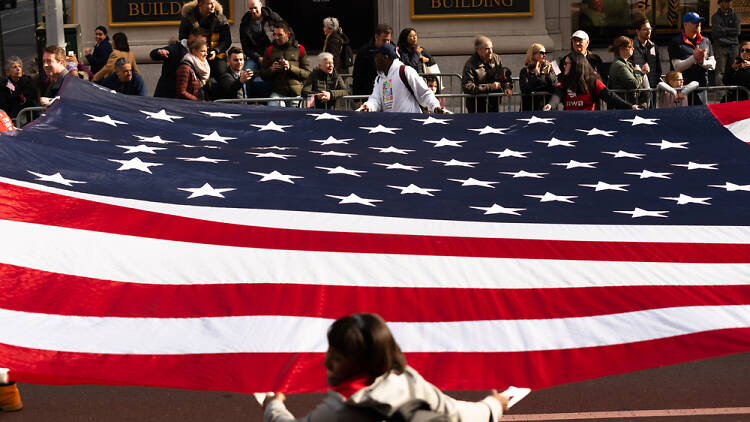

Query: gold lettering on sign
[[432, 0, 441, 7], [462, 0, 471, 7], [128, 2, 139, 15], [501, 0, 512, 6], [171, 1, 182, 14], [424, 0, 517, 8]]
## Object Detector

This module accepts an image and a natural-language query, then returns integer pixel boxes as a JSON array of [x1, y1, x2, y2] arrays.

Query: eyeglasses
[[741, 48, 750, 53]]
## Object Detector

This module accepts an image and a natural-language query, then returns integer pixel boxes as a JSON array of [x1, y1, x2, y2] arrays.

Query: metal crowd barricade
[[340, 72, 464, 96], [604, 85, 749, 110], [14, 106, 46, 128], [214, 96, 306, 107]]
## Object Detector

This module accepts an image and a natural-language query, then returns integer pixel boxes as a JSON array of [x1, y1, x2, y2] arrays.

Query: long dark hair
[[112, 32, 130, 52], [397, 27, 417, 53], [327, 313, 407, 379], [564, 51, 597, 94]]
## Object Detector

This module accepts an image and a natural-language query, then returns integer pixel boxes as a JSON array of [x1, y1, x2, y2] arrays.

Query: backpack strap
[[299, 44, 305, 57], [399, 64, 420, 105], [266, 45, 273, 59]]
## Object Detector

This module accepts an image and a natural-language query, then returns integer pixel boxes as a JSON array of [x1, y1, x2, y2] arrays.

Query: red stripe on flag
[[2, 182, 749, 263], [2, 263, 749, 320], [708, 100, 750, 125], [3, 328, 749, 393]]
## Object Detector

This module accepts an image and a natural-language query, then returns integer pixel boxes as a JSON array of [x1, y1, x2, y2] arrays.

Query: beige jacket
[[93, 50, 140, 82], [265, 366, 503, 422]]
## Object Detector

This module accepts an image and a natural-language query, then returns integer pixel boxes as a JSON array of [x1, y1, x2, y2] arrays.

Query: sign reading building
[[108, 0, 233, 26], [411, 0, 533, 19]]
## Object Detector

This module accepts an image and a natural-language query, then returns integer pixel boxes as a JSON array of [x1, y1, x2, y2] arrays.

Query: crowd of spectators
[[1, 0, 749, 121]]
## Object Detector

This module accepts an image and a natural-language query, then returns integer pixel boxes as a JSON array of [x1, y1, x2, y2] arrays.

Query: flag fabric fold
[[1, 76, 749, 394]]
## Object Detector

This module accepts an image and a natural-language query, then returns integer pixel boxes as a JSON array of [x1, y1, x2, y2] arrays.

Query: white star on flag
[[660, 194, 711, 205], [315, 166, 367, 177], [468, 126, 509, 135], [576, 128, 617, 136], [326, 193, 382, 207], [620, 116, 659, 126], [201, 111, 240, 118], [603, 150, 645, 159], [182, 144, 220, 149], [246, 152, 295, 159], [525, 192, 577, 203], [176, 156, 228, 163], [369, 146, 414, 154], [248, 170, 304, 184], [424, 138, 466, 147], [447, 178, 498, 188], [552, 160, 598, 169], [307, 112, 346, 121], [178, 183, 236, 199], [614, 208, 669, 218], [646, 140, 689, 150], [359, 124, 401, 134], [108, 157, 163, 173], [65, 135, 108, 142], [117, 144, 166, 154], [27, 171, 85, 186], [193, 131, 237, 143], [672, 162, 718, 170], [252, 146, 296, 150], [251, 121, 292, 132], [85, 114, 127, 127], [624, 170, 672, 179], [535, 137, 577, 147], [412, 116, 451, 125], [500, 170, 547, 178], [373, 162, 422, 171], [708, 182, 750, 192], [579, 181, 629, 191], [310, 150, 357, 157], [470, 203, 525, 215], [387, 184, 441, 196], [487, 149, 529, 158], [517, 116, 555, 124], [140, 109, 182, 122], [134, 135, 176, 144], [432, 159, 478, 168], [310, 136, 353, 145]]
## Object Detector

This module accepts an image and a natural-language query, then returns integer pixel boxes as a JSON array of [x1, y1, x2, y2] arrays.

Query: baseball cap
[[571, 30, 589, 41], [376, 43, 399, 59], [682, 12, 705, 23]]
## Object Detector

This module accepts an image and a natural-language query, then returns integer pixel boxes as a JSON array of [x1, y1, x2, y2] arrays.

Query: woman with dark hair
[[722, 40, 750, 101], [606, 36, 649, 108], [176, 38, 210, 101], [264, 313, 509, 421], [84, 25, 113, 75], [543, 52, 636, 111], [519, 43, 556, 111], [396, 27, 435, 73], [93, 32, 140, 82]]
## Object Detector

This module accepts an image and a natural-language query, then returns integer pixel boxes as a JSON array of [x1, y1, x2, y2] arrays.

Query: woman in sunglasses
[[722, 40, 750, 101], [519, 43, 556, 111]]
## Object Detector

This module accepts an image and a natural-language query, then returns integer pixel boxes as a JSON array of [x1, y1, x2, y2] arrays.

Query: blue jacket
[[85, 37, 113, 75], [99, 72, 147, 96]]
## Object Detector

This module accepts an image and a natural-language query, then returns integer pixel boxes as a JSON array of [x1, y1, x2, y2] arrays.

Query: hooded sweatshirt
[[264, 366, 503, 422], [362, 59, 440, 113]]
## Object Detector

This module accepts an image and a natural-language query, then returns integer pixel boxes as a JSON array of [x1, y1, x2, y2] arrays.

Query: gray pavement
[[4, 353, 750, 421]]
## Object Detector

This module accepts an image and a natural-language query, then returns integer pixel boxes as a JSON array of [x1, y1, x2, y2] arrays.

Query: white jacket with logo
[[264, 366, 504, 422], [362, 59, 440, 113]]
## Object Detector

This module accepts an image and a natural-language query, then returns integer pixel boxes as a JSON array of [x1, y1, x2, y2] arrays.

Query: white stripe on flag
[[2, 176, 750, 243], [1, 306, 749, 354], [1, 219, 749, 288], [725, 117, 750, 143]]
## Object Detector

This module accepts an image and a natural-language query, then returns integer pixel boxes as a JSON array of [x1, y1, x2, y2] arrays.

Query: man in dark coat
[[84, 26, 112, 75], [462, 36, 513, 113], [352, 23, 393, 96], [668, 12, 715, 104], [178, 0, 231, 77], [630, 18, 662, 89], [214, 47, 254, 100], [150, 30, 208, 98], [99, 58, 147, 96]]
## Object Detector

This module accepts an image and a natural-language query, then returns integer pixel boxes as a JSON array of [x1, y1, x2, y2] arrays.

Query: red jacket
[[175, 63, 202, 101]]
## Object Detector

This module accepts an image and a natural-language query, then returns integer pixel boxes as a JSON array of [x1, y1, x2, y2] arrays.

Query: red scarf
[[332, 373, 373, 399], [681, 31, 704, 48]]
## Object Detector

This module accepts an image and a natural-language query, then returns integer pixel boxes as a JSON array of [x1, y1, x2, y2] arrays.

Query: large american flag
[[1, 77, 749, 394]]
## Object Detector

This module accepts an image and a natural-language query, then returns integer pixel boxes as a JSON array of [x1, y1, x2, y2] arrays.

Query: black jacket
[[630, 37, 662, 88], [324, 29, 351, 74], [85, 37, 112, 75], [519, 65, 556, 111], [352, 39, 396, 96], [722, 58, 750, 101], [214, 69, 253, 100], [178, 1, 231, 56], [239, 6, 284, 63], [0, 75, 37, 118], [150, 42, 188, 98]]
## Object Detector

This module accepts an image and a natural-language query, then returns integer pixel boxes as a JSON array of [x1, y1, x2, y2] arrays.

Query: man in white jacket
[[358, 44, 443, 113]]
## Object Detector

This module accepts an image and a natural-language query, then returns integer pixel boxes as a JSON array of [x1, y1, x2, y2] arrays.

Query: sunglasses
[[741, 48, 750, 53]]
